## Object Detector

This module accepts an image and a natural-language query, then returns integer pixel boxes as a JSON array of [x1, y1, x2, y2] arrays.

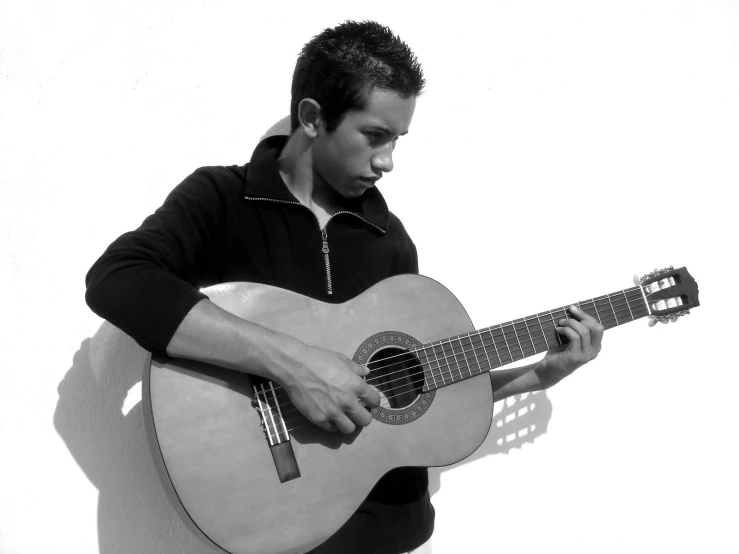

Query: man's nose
[[372, 145, 394, 174]]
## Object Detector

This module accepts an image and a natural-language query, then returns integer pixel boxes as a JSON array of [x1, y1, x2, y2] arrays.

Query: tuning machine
[[634, 265, 699, 326]]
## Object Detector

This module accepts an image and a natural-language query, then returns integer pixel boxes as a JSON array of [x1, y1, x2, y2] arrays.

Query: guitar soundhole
[[354, 331, 435, 425], [367, 347, 423, 409]]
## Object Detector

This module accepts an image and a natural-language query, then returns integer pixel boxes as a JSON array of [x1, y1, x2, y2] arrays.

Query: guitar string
[[286, 289, 643, 397], [261, 295, 647, 426], [262, 290, 645, 407], [274, 305, 651, 437], [263, 301, 649, 431], [268, 296, 648, 429]]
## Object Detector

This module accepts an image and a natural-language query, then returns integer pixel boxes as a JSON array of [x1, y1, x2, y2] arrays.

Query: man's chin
[[341, 186, 370, 198]]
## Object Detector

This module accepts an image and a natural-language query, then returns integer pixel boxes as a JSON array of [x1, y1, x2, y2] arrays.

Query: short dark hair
[[290, 20, 425, 133]]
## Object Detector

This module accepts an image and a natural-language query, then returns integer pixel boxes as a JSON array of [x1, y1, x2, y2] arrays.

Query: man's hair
[[290, 20, 425, 133]]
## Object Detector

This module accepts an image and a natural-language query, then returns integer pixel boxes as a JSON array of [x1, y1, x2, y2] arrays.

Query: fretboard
[[415, 286, 649, 390]]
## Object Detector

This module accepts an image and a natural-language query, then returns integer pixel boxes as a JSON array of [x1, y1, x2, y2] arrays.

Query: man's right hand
[[166, 298, 381, 434], [275, 339, 381, 434]]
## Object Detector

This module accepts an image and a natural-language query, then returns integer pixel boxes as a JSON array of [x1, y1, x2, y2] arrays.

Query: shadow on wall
[[428, 390, 552, 498], [55, 327, 552, 554], [54, 323, 221, 554]]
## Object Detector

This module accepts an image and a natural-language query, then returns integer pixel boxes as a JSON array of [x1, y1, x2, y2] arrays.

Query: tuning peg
[[647, 309, 690, 327], [640, 265, 675, 283]]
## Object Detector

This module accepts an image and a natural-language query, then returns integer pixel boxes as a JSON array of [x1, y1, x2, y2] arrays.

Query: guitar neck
[[416, 286, 649, 390]]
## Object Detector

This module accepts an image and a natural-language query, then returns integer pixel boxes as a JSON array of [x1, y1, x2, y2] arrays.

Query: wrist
[[249, 330, 295, 383], [531, 358, 562, 391]]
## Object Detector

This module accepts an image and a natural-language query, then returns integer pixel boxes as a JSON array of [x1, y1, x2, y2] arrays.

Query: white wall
[[2, 1, 737, 553]]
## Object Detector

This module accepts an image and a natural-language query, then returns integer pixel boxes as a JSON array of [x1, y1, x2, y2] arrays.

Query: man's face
[[313, 88, 416, 198]]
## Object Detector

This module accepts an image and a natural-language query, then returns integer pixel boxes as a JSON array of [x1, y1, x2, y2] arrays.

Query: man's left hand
[[534, 305, 605, 389]]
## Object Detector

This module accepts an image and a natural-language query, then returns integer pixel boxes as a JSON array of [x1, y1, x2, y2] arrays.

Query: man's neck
[[277, 131, 341, 223]]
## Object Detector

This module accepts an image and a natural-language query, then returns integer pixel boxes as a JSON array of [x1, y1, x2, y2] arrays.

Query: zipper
[[245, 197, 384, 296], [320, 228, 333, 295]]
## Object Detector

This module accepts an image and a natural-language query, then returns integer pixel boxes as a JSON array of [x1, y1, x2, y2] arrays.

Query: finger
[[561, 317, 598, 357], [331, 412, 356, 435], [569, 306, 604, 349], [357, 382, 381, 408], [555, 322, 582, 354], [346, 401, 373, 427], [351, 361, 370, 377], [588, 321, 604, 349], [568, 305, 599, 324]]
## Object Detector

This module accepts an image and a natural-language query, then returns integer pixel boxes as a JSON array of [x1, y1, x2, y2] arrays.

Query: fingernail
[[570, 305, 578, 312], [558, 319, 566, 325]]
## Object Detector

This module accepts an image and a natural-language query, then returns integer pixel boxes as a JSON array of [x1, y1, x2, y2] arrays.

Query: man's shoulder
[[189, 164, 248, 187], [386, 210, 413, 241], [170, 164, 250, 203]]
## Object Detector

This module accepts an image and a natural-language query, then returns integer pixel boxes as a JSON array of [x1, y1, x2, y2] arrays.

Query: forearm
[[165, 298, 299, 384], [166, 298, 380, 434], [489, 363, 544, 403]]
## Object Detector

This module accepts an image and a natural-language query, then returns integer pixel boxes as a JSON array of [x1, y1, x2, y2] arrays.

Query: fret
[[423, 347, 439, 389], [507, 323, 525, 359], [621, 290, 635, 320], [612, 294, 634, 318], [453, 337, 469, 380], [418, 345, 432, 388], [619, 291, 636, 321], [498, 324, 519, 362], [431, 342, 447, 386], [487, 327, 510, 365], [623, 289, 647, 320], [525, 315, 546, 352], [594, 296, 618, 327], [515, 319, 537, 356], [482, 327, 503, 368], [547, 310, 563, 346], [440, 338, 463, 382], [534, 313, 551, 350], [551, 307, 568, 322], [605, 294, 620, 326], [470, 331, 493, 375], [629, 288, 649, 317], [510, 320, 526, 360], [577, 300, 596, 321], [456, 334, 473, 379], [591, 297, 603, 324]]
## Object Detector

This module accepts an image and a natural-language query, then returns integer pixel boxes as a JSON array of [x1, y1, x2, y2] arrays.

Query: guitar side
[[143, 274, 495, 554]]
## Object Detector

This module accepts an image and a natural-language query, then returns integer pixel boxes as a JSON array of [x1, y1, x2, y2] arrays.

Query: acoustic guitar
[[143, 266, 699, 554]]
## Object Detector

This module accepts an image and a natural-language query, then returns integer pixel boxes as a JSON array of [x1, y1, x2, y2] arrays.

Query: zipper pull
[[321, 228, 329, 254]]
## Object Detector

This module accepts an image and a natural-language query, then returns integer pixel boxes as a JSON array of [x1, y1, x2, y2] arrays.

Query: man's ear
[[297, 98, 323, 138]]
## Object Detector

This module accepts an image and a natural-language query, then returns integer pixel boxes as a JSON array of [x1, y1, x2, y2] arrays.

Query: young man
[[86, 20, 604, 554]]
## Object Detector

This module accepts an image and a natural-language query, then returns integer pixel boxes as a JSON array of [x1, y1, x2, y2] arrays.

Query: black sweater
[[85, 135, 433, 552], [85, 135, 418, 354]]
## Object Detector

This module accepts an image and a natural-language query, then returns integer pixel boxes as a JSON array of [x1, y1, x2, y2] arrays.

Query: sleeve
[[85, 167, 228, 354]]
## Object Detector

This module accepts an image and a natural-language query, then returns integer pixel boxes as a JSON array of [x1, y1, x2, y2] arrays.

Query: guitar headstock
[[634, 266, 700, 325]]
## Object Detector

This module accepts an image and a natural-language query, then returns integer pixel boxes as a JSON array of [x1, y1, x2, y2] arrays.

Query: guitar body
[[143, 274, 494, 554]]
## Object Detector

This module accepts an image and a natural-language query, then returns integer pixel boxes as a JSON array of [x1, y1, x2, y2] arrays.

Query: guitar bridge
[[269, 441, 301, 483]]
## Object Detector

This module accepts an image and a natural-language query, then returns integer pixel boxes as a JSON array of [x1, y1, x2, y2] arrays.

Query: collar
[[243, 135, 390, 232]]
